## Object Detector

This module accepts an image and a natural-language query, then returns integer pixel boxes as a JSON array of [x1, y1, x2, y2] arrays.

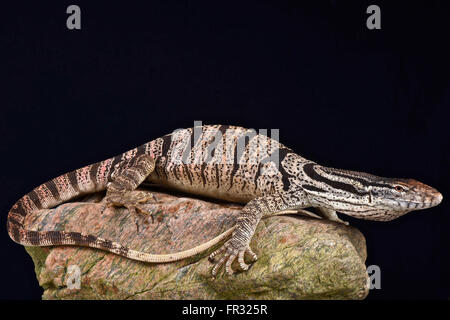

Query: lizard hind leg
[[101, 154, 157, 228]]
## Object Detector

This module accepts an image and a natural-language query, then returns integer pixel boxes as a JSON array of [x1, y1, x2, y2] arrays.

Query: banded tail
[[6, 157, 129, 253], [7, 153, 233, 263]]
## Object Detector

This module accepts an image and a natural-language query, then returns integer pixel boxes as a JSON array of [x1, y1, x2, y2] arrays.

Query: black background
[[1, 1, 449, 300]]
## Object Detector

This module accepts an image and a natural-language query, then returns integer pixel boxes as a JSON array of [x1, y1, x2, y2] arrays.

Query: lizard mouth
[[405, 191, 442, 209], [339, 209, 407, 221], [382, 189, 443, 210], [432, 192, 443, 206]]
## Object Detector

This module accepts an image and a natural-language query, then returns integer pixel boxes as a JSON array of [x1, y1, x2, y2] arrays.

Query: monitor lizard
[[7, 125, 443, 276]]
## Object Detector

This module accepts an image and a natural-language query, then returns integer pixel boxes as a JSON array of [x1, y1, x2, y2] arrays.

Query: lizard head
[[301, 165, 443, 221], [360, 178, 443, 220]]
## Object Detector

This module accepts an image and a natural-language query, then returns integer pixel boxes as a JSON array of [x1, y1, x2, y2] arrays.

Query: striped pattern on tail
[[6, 154, 133, 253]]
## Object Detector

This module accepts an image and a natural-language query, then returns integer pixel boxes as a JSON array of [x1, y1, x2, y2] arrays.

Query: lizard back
[[145, 125, 300, 203]]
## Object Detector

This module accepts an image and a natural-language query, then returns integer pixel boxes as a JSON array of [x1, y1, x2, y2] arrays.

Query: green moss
[[25, 246, 49, 280]]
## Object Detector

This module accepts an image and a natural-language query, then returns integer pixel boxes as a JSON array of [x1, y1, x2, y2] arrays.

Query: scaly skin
[[7, 125, 443, 276]]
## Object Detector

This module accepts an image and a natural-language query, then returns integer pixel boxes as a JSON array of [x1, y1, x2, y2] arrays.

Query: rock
[[24, 189, 369, 300]]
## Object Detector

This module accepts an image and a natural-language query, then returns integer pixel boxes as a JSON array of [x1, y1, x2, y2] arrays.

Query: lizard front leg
[[101, 154, 156, 225], [209, 189, 309, 276], [317, 207, 349, 225]]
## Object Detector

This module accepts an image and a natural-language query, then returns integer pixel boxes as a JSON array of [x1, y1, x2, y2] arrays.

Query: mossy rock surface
[[24, 189, 369, 299]]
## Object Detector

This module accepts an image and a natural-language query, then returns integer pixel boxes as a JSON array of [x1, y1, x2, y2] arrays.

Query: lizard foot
[[208, 241, 257, 276], [101, 191, 156, 224]]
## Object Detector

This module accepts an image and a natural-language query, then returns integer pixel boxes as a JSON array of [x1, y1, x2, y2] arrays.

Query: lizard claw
[[209, 241, 257, 277]]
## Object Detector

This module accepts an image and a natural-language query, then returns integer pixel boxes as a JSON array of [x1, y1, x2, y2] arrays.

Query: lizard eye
[[394, 185, 407, 192]]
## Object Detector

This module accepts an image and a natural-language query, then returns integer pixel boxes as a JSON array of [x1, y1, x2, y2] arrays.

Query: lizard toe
[[208, 243, 227, 262], [238, 250, 249, 271], [134, 204, 155, 223], [211, 254, 228, 277], [245, 246, 258, 262], [225, 253, 237, 275]]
